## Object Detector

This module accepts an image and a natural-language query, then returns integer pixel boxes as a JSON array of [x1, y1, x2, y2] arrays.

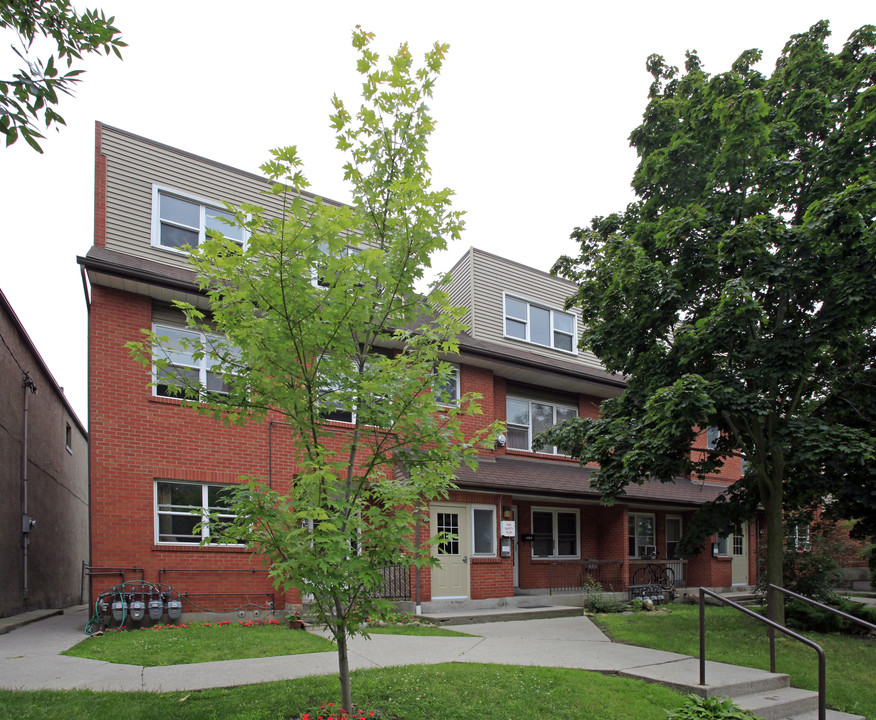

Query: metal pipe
[[699, 587, 826, 720], [21, 373, 36, 601]]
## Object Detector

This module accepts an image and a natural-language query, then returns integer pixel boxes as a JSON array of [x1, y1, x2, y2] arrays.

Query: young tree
[[542, 21, 875, 622], [130, 29, 497, 710], [0, 0, 124, 151]]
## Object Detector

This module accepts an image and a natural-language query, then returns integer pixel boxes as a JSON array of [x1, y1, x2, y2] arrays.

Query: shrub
[[784, 597, 876, 635], [583, 575, 627, 613], [666, 694, 763, 719]]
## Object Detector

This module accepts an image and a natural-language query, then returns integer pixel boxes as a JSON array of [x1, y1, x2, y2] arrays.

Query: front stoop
[[619, 658, 864, 720]]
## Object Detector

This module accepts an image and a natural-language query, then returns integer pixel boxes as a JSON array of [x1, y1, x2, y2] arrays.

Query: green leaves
[[0, 1, 125, 152], [552, 22, 876, 585]]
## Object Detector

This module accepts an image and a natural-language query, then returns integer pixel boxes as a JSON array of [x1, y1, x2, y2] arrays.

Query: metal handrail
[[698, 587, 826, 720]]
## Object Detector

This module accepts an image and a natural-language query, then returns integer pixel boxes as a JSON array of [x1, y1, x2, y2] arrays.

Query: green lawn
[[0, 663, 685, 720], [595, 604, 875, 719], [63, 623, 336, 666], [62, 622, 471, 666]]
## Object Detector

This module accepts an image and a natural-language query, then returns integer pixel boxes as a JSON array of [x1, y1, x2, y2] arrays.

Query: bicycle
[[631, 554, 675, 590]]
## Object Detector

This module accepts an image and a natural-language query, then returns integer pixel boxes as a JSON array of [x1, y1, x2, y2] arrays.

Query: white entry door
[[430, 503, 470, 599], [731, 523, 749, 585]]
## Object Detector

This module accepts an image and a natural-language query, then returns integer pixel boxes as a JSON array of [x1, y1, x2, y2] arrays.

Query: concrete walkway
[[0, 604, 776, 696]]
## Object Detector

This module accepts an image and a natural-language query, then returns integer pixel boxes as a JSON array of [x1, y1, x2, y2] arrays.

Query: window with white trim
[[472, 505, 496, 556], [706, 426, 720, 450], [152, 186, 246, 252], [790, 525, 811, 551], [531, 508, 579, 558], [153, 323, 237, 398], [716, 524, 743, 556], [666, 516, 682, 560], [506, 396, 577, 454], [434, 364, 460, 407], [314, 243, 363, 288], [504, 294, 576, 352], [629, 513, 656, 558], [155, 481, 238, 544]]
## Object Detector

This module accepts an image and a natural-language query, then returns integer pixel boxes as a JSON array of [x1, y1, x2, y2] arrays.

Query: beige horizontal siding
[[469, 248, 604, 371], [443, 247, 474, 331], [101, 127, 299, 271]]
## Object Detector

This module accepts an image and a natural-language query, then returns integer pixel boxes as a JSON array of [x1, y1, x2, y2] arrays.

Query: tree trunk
[[763, 479, 785, 626], [336, 626, 353, 711]]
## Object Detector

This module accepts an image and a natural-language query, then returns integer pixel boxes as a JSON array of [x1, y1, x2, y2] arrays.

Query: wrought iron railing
[[546, 559, 625, 594], [373, 564, 410, 600]]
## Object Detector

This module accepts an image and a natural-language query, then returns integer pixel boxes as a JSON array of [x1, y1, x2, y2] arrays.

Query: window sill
[[151, 544, 248, 553], [504, 448, 577, 461], [501, 334, 579, 357]]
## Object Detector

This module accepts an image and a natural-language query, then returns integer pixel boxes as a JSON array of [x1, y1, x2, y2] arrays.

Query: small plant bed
[[595, 604, 875, 719], [666, 694, 763, 720], [0, 663, 685, 720], [63, 619, 335, 666], [362, 612, 473, 637], [364, 625, 472, 637]]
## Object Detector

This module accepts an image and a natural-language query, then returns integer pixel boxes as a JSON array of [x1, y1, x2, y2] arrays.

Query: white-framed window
[[314, 243, 363, 287], [155, 480, 239, 544], [506, 396, 577, 454], [152, 185, 246, 253], [503, 293, 576, 353], [666, 516, 682, 560], [153, 323, 237, 398], [790, 525, 811, 552], [706, 426, 720, 450], [716, 524, 744, 556], [629, 513, 656, 558], [531, 508, 579, 559], [434, 363, 460, 407], [65, 422, 73, 454], [472, 505, 497, 556]]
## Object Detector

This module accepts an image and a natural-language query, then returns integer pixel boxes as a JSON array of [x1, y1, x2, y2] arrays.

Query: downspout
[[80, 264, 93, 607], [21, 373, 37, 602], [414, 510, 422, 615]]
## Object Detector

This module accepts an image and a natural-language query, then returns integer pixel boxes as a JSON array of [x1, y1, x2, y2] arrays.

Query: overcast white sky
[[0, 1, 870, 424]]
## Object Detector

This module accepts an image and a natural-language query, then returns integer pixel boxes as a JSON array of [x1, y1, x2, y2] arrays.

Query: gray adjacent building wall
[[0, 289, 88, 618]]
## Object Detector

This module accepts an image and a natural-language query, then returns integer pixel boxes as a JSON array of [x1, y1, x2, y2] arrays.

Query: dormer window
[[504, 293, 575, 353], [152, 186, 246, 252]]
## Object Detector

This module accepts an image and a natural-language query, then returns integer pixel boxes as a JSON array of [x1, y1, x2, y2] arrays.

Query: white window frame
[[665, 515, 682, 560], [151, 184, 247, 253], [471, 504, 497, 557], [506, 395, 577, 454], [435, 363, 460, 408], [706, 426, 720, 450], [531, 507, 580, 559], [155, 480, 241, 545], [503, 292, 577, 354], [313, 243, 363, 288], [790, 524, 811, 552], [629, 513, 656, 558], [152, 323, 236, 399], [65, 422, 73, 454]]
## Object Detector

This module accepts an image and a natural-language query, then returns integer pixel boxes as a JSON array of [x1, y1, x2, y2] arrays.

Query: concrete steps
[[620, 657, 863, 720]]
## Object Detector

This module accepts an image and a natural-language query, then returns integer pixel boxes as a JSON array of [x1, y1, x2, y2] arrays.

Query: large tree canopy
[[544, 21, 876, 614]]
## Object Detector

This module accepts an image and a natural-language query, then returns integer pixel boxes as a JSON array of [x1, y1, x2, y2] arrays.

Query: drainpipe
[[21, 373, 37, 601], [414, 509, 422, 615]]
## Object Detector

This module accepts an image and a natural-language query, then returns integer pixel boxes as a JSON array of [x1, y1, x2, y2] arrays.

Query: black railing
[[547, 560, 625, 594], [373, 564, 410, 600], [698, 587, 827, 720]]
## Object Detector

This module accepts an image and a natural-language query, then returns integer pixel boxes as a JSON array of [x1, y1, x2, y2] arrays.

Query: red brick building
[[78, 124, 757, 616]]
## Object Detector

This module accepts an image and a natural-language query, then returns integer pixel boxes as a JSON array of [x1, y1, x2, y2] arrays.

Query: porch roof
[[453, 455, 730, 507]]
